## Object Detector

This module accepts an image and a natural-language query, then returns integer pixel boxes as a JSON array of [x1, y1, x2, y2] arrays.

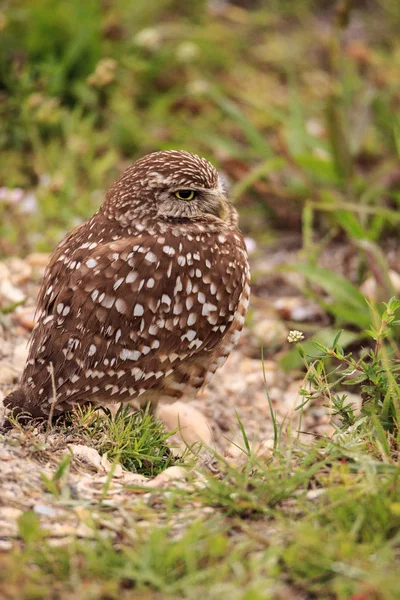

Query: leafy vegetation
[[2, 302, 400, 598], [1, 0, 400, 259], [2, 400, 400, 599], [297, 296, 400, 432]]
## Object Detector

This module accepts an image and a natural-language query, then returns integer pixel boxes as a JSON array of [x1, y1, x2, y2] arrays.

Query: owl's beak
[[206, 190, 229, 221], [217, 200, 229, 221]]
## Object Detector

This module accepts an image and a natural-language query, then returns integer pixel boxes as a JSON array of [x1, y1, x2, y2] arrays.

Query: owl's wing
[[23, 229, 245, 410]]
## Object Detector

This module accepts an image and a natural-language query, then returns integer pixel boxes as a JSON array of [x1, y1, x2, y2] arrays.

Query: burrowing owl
[[5, 151, 250, 418]]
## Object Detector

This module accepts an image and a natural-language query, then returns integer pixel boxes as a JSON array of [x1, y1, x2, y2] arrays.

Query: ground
[[0, 245, 332, 546], [2, 244, 399, 600]]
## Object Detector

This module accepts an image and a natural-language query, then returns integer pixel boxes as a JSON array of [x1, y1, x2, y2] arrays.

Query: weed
[[294, 297, 400, 434], [41, 453, 71, 498], [69, 404, 180, 476]]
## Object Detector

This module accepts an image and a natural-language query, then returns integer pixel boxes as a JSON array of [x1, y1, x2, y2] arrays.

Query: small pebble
[[33, 504, 58, 517], [0, 280, 25, 304], [14, 307, 36, 330], [156, 402, 212, 450], [27, 253, 49, 268], [0, 363, 20, 384], [360, 270, 400, 301], [273, 296, 322, 322], [252, 317, 288, 350], [144, 466, 188, 488], [8, 258, 32, 285]]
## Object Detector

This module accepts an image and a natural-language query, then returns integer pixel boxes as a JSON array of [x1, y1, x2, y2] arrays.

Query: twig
[[46, 362, 58, 438]]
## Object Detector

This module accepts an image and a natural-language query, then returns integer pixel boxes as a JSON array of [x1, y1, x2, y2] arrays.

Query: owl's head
[[104, 150, 236, 224]]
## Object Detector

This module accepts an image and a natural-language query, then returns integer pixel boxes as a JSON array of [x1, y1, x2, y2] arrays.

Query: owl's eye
[[174, 190, 196, 201]]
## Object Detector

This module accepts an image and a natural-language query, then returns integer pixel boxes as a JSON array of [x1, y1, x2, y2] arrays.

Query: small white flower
[[20, 192, 38, 214], [10, 188, 24, 204], [134, 28, 161, 51], [305, 118, 325, 138], [0, 187, 9, 201], [187, 79, 209, 95], [176, 42, 199, 62], [287, 330, 305, 343], [39, 173, 52, 187]]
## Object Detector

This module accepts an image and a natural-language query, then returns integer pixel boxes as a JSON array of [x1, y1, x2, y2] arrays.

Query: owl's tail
[[3, 387, 47, 420]]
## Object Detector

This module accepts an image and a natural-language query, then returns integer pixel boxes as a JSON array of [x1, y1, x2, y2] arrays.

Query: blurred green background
[[1, 0, 400, 268]]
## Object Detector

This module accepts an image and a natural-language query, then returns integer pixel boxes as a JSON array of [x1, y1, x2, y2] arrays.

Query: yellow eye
[[175, 190, 195, 201]]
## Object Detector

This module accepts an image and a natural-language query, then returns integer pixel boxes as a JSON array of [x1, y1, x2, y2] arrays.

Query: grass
[[70, 404, 180, 477], [3, 300, 400, 598], [2, 300, 400, 598], [9, 403, 180, 478], [1, 0, 400, 260], [1, 418, 400, 599]]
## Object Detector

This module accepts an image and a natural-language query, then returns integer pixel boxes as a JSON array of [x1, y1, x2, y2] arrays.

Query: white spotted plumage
[[5, 150, 250, 418]]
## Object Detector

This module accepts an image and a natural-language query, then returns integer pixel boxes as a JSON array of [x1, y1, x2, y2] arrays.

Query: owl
[[5, 151, 250, 419]]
